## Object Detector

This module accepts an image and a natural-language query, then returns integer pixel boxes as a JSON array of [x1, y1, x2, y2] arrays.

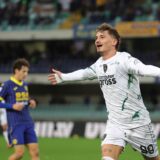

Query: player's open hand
[[12, 102, 24, 111], [48, 68, 62, 85]]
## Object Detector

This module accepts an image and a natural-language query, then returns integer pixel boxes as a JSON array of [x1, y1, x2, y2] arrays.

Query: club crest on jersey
[[103, 64, 108, 73], [13, 87, 18, 91], [12, 139, 18, 145]]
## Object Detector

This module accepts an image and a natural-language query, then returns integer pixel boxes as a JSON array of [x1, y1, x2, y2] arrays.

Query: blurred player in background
[[0, 58, 40, 160], [48, 23, 160, 160]]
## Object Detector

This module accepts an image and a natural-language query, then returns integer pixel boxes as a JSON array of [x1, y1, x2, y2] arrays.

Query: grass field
[[0, 136, 159, 160]]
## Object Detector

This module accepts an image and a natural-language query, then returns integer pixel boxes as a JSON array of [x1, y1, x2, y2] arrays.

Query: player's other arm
[[124, 55, 160, 77], [48, 66, 97, 85]]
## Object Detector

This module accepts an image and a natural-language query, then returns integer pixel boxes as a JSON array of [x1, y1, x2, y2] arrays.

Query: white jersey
[[0, 108, 7, 125], [61, 51, 160, 129]]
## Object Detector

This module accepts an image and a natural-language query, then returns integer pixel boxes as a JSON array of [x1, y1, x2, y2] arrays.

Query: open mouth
[[97, 44, 102, 48]]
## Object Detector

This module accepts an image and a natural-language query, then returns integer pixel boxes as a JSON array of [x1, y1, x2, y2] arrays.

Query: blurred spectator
[[0, 0, 160, 29], [31, 0, 56, 25]]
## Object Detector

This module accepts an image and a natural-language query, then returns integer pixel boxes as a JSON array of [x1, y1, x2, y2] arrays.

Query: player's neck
[[13, 75, 22, 82], [102, 49, 117, 60]]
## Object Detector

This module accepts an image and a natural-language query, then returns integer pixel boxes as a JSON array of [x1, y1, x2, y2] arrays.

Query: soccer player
[[0, 58, 40, 160], [48, 23, 160, 160]]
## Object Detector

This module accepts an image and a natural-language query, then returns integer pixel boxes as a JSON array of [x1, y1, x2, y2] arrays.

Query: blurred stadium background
[[1, 0, 160, 159]]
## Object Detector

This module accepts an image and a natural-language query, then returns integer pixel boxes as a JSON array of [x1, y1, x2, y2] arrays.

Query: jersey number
[[140, 144, 154, 154]]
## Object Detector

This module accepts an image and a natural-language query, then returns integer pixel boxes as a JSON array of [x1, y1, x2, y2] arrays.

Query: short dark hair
[[13, 58, 30, 73], [96, 23, 121, 50]]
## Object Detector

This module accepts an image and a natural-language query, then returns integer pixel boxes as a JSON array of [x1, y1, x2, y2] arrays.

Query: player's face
[[95, 31, 117, 54], [15, 66, 29, 81]]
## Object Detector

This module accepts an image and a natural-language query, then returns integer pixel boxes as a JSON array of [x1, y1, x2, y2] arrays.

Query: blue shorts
[[8, 123, 38, 145]]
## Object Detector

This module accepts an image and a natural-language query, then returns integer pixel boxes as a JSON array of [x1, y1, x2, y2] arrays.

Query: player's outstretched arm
[[48, 66, 98, 85], [126, 56, 160, 77], [48, 68, 62, 85]]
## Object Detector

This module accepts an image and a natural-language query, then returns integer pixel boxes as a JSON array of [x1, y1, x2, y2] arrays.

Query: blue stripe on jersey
[[0, 77, 33, 127]]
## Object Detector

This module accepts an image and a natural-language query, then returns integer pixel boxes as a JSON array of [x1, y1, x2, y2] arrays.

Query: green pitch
[[0, 136, 159, 160]]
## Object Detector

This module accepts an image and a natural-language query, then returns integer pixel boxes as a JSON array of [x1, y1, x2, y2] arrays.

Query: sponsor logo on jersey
[[15, 91, 29, 101], [99, 75, 117, 87]]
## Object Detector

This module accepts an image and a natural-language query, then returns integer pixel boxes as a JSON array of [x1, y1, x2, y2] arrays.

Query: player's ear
[[112, 38, 117, 47], [14, 68, 19, 74]]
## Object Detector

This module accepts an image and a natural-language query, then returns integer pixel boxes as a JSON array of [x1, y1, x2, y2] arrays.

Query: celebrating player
[[0, 58, 40, 160], [48, 23, 160, 160]]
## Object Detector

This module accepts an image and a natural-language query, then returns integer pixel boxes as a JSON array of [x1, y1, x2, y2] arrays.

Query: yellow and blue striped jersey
[[0, 77, 33, 128]]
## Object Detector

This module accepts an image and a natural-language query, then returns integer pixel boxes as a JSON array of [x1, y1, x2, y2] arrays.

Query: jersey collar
[[10, 76, 23, 86], [101, 51, 119, 63]]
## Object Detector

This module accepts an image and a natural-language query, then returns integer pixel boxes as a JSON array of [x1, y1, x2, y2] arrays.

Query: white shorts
[[101, 121, 159, 158], [0, 109, 7, 125]]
